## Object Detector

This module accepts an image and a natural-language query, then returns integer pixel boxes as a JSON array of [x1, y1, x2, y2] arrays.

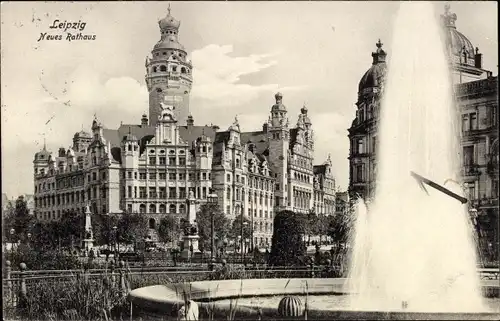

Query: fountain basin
[[128, 278, 500, 320]]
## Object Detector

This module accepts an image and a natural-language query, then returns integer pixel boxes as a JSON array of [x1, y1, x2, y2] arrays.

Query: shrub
[[269, 211, 306, 266]]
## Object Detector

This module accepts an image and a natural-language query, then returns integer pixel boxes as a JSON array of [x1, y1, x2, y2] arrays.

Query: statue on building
[[159, 100, 175, 120]]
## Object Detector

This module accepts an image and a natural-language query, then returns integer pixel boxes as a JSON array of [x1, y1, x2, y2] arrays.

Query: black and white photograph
[[1, 1, 499, 320]]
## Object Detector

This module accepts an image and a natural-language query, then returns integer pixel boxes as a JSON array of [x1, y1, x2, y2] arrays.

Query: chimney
[[58, 147, 66, 157], [474, 47, 482, 69], [262, 123, 268, 133], [141, 114, 148, 127]]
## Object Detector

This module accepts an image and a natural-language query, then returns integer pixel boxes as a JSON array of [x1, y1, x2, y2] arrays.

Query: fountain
[[128, 3, 499, 319], [347, 0, 486, 314]]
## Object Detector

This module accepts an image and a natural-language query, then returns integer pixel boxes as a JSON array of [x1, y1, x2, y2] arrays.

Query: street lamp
[[9, 228, 15, 258], [207, 191, 218, 267], [241, 221, 248, 264], [113, 226, 118, 261]]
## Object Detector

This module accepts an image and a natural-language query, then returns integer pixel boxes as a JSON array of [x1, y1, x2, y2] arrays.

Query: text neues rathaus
[[32, 7, 336, 246]]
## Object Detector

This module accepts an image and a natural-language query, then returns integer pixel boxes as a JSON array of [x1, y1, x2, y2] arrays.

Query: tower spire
[[43, 137, 46, 150], [168, 3, 171, 15]]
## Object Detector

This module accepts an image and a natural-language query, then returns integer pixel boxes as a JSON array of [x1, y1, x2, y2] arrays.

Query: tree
[[116, 213, 149, 244], [230, 214, 252, 240], [269, 210, 307, 266], [196, 203, 231, 250], [3, 196, 35, 243], [327, 210, 352, 247], [158, 216, 181, 244]]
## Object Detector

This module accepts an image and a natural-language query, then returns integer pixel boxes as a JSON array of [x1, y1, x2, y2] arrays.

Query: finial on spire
[[376, 39, 383, 49], [43, 137, 46, 150], [168, 3, 171, 15], [128, 126, 131, 134], [444, 2, 450, 14]]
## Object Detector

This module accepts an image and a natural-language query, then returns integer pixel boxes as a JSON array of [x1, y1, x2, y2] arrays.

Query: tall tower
[[145, 5, 193, 126], [267, 92, 290, 209]]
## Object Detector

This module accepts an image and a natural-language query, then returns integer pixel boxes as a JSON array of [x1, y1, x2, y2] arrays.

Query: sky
[[1, 1, 498, 199]]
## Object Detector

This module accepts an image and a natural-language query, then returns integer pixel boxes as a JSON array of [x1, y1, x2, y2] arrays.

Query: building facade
[[33, 7, 337, 247], [347, 5, 498, 255]]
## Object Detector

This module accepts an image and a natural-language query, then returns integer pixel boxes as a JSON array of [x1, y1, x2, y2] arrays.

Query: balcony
[[455, 76, 498, 100], [487, 159, 499, 176], [462, 164, 480, 180]]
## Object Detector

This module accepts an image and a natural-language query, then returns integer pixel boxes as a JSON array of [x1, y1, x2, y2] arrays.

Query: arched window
[[179, 204, 186, 214], [160, 65, 167, 72], [149, 218, 156, 229], [169, 204, 176, 214], [149, 204, 156, 213], [153, 66, 157, 72], [159, 204, 166, 213], [259, 222, 263, 232], [181, 67, 186, 74], [139, 204, 146, 213], [172, 66, 177, 72]]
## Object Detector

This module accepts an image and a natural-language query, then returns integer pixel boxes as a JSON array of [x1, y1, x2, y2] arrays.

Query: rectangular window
[[127, 186, 132, 198], [134, 172, 137, 179], [227, 174, 231, 182], [188, 173, 195, 181], [226, 205, 231, 215], [159, 157, 166, 165], [169, 173, 176, 180], [127, 204, 132, 213], [149, 187, 156, 198], [127, 171, 132, 179], [149, 157, 156, 165], [149, 172, 156, 180], [169, 157, 176, 166], [169, 187, 177, 198], [356, 165, 363, 182], [202, 172, 207, 180], [179, 173, 186, 180], [179, 187, 186, 199], [134, 186, 137, 198], [159, 172, 166, 180], [139, 172, 146, 180], [139, 187, 146, 198], [179, 157, 186, 166], [463, 145, 474, 166], [357, 139, 363, 154], [159, 187, 166, 198]]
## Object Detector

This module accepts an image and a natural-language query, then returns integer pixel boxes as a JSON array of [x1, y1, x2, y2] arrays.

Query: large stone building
[[348, 5, 498, 254], [32, 7, 336, 248]]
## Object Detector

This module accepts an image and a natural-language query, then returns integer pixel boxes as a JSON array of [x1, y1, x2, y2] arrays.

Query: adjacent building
[[33, 7, 337, 247], [348, 5, 498, 254]]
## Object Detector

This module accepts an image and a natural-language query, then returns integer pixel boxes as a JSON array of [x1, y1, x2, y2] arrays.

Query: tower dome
[[358, 39, 387, 94], [440, 4, 476, 66], [158, 4, 180, 31], [73, 130, 92, 140]]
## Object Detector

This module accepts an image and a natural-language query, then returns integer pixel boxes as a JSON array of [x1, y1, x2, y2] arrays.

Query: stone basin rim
[[128, 278, 499, 320]]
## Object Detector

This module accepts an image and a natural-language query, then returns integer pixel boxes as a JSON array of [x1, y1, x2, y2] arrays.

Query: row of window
[[35, 186, 106, 208], [128, 203, 186, 214], [35, 170, 109, 194], [123, 171, 211, 181], [148, 156, 187, 166], [227, 174, 274, 191], [151, 65, 189, 74], [227, 188, 273, 206], [125, 186, 211, 200]]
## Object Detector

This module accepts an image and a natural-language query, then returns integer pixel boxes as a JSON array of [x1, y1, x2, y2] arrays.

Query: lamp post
[[241, 221, 248, 264], [9, 228, 15, 259], [113, 225, 118, 262], [207, 191, 218, 268]]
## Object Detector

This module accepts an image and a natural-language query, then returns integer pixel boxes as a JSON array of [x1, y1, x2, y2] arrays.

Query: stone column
[[182, 191, 200, 260]]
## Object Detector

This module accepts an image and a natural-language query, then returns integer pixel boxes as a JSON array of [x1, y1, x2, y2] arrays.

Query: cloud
[[191, 44, 303, 107]]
